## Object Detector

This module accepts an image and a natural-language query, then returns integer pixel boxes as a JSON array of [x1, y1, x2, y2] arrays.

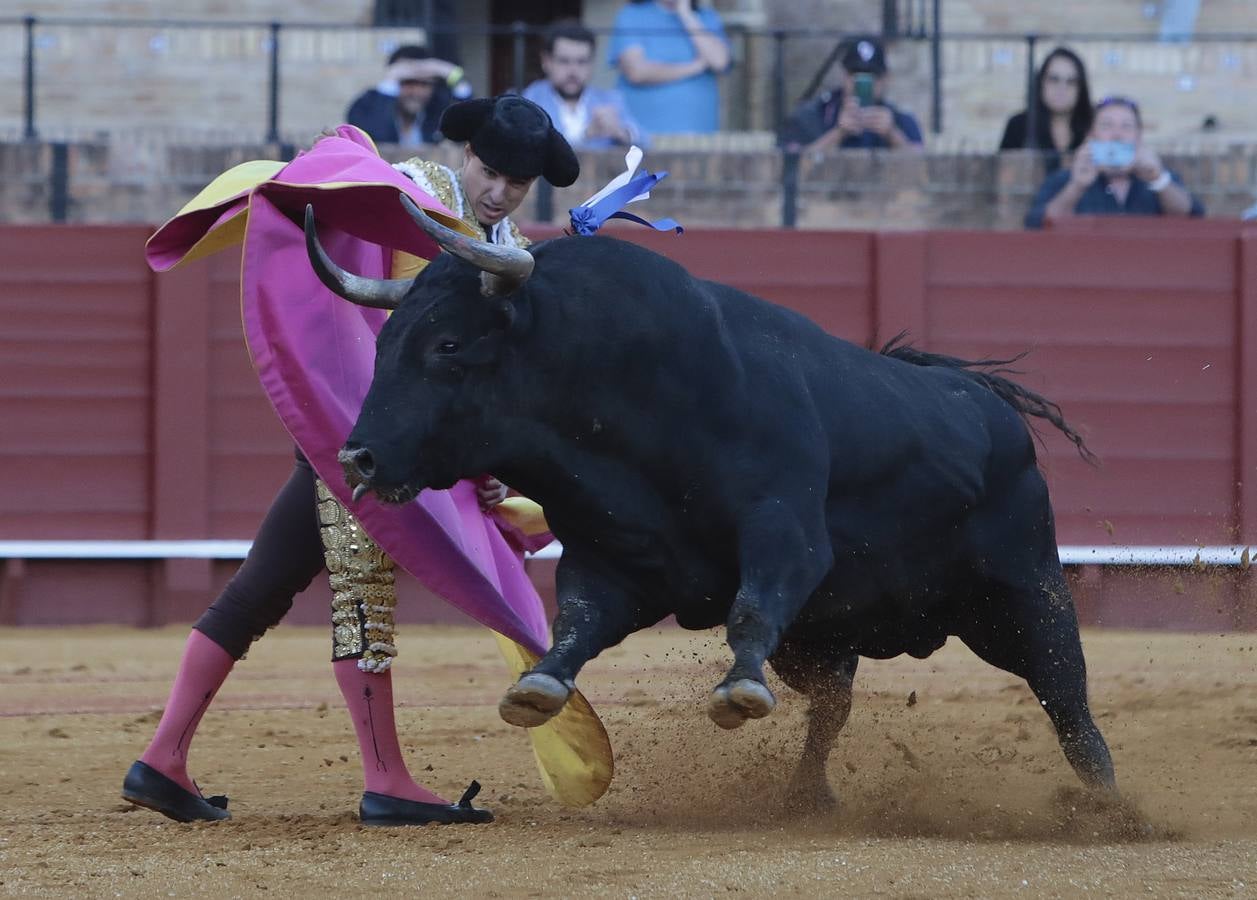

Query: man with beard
[[346, 44, 473, 147], [523, 19, 646, 150]]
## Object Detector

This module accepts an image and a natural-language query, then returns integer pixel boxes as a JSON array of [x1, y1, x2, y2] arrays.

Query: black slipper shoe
[[360, 780, 494, 826], [121, 760, 231, 823]]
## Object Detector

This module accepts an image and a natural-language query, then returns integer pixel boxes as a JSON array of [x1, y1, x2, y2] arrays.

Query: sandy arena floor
[[1, 624, 1254, 898]]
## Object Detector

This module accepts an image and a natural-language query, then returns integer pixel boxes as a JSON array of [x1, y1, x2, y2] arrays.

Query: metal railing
[[883, 0, 935, 40], [11, 14, 331, 144], [7, 15, 939, 143], [8, 13, 1257, 145]]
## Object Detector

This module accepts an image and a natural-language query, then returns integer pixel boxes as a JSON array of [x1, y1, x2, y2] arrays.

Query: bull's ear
[[492, 298, 516, 331]]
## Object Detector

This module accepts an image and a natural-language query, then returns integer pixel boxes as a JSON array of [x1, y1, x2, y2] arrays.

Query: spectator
[[345, 44, 473, 147], [999, 47, 1093, 175], [609, 0, 731, 135], [1025, 96, 1204, 229], [523, 19, 647, 149], [779, 36, 923, 157]]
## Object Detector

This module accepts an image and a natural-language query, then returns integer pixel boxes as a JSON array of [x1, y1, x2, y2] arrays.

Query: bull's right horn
[[304, 205, 410, 310], [400, 194, 534, 286]]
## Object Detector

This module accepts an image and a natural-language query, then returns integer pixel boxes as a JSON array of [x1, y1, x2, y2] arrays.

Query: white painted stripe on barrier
[[0, 540, 1249, 567], [535, 545, 1254, 565], [0, 540, 253, 559], [1056, 545, 1251, 566]]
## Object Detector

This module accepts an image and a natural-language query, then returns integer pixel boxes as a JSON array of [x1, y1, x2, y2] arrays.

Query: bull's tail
[[878, 332, 1097, 465]]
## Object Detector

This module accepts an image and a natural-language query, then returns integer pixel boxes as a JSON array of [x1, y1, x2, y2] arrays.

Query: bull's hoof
[[707, 679, 776, 730], [499, 673, 570, 728]]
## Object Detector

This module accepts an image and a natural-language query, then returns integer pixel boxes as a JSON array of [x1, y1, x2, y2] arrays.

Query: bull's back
[[526, 238, 1039, 616]]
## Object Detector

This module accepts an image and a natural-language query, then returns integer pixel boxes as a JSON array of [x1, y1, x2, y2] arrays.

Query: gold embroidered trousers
[[315, 479, 398, 672]]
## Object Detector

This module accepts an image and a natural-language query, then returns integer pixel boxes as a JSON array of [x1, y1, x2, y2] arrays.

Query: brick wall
[[765, 2, 1257, 143], [15, 0, 373, 22], [8, 2, 1257, 144], [924, 38, 1257, 146], [0, 21, 432, 143], [945, 0, 1256, 35], [2, 136, 1253, 230]]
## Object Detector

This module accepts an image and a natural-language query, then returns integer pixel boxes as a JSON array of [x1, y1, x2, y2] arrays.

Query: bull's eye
[[436, 340, 460, 355]]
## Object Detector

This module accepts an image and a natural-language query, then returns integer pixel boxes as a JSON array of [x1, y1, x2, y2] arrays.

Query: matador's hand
[[476, 476, 509, 510]]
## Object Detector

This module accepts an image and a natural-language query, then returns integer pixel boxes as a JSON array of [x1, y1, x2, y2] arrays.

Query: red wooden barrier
[[1, 224, 1254, 630]]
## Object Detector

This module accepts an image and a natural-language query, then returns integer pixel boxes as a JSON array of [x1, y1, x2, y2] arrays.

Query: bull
[[305, 198, 1117, 806]]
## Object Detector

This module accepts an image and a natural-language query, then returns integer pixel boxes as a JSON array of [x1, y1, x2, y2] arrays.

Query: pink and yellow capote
[[144, 125, 612, 807]]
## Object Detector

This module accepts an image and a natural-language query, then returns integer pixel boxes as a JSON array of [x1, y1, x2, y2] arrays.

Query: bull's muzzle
[[338, 444, 376, 502]]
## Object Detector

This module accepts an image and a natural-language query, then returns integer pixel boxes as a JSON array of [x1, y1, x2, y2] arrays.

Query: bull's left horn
[[400, 194, 534, 284], [304, 205, 410, 310]]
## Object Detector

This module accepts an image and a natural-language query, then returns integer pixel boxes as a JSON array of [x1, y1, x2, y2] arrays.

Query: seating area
[[1, 1, 1255, 228], [5, 1, 1257, 142]]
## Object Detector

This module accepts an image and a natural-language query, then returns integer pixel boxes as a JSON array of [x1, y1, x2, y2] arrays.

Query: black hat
[[440, 95, 580, 187], [841, 36, 887, 75]]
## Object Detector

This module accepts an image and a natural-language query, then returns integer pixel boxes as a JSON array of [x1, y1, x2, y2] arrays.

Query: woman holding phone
[[999, 46, 1094, 173]]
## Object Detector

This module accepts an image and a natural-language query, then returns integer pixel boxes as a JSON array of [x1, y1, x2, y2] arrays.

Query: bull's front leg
[[709, 500, 833, 730], [499, 556, 662, 728]]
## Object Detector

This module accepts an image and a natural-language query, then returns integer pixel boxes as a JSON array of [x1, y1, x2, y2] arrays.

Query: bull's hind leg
[[710, 498, 833, 730], [768, 637, 859, 810], [957, 568, 1116, 792]]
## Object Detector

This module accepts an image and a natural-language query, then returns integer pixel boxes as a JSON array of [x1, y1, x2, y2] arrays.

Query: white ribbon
[[576, 145, 652, 209]]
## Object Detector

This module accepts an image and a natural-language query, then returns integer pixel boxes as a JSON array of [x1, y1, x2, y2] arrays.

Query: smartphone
[[854, 72, 875, 107], [1091, 140, 1136, 168]]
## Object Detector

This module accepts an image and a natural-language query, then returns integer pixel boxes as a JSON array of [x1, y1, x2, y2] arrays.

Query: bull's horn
[[304, 205, 410, 310], [400, 193, 534, 284]]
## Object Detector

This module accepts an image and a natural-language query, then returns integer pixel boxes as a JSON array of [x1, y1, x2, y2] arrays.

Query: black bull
[[306, 201, 1116, 804]]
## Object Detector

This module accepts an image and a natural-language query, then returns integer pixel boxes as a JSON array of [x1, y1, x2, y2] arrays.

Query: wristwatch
[[1148, 169, 1172, 192]]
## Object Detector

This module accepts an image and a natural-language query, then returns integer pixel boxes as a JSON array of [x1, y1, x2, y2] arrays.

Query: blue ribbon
[[568, 170, 684, 237]]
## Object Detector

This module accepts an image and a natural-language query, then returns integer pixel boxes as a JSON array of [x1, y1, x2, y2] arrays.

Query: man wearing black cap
[[780, 36, 923, 157], [392, 94, 580, 248]]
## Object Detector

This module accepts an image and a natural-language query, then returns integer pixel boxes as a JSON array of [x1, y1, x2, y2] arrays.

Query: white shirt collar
[[554, 94, 591, 146]]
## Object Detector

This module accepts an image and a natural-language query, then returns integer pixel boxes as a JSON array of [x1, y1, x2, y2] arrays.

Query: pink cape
[[146, 128, 551, 654]]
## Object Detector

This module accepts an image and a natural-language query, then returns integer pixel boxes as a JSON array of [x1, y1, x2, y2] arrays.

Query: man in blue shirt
[[609, 0, 731, 135], [1025, 96, 1203, 228], [523, 19, 647, 150], [780, 37, 923, 156]]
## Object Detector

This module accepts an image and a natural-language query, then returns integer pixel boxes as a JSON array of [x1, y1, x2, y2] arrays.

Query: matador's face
[[459, 147, 535, 227]]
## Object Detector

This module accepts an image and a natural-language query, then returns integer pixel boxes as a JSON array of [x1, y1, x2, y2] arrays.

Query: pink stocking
[[333, 659, 447, 804], [139, 629, 235, 795]]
